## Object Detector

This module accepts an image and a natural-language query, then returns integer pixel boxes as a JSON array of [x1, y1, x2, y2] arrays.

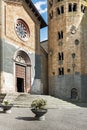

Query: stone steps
[[2, 93, 86, 109], [12, 94, 80, 108], [3, 92, 20, 103]]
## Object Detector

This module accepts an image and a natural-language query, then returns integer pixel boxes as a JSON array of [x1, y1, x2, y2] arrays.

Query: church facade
[[0, 0, 47, 94]]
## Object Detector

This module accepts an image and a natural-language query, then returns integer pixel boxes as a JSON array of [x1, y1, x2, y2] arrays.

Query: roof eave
[[25, 0, 47, 28]]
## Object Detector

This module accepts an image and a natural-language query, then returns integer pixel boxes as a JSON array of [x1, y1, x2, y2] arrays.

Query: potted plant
[[31, 98, 47, 121], [1, 100, 13, 113]]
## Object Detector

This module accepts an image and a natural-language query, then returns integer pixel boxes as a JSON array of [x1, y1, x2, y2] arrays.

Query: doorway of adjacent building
[[17, 78, 24, 92]]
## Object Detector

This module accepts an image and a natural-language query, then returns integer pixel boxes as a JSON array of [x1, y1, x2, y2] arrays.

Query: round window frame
[[15, 19, 30, 42]]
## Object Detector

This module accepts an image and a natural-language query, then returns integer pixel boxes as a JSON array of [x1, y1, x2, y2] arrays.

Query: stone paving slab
[[0, 107, 87, 130], [1, 94, 87, 130]]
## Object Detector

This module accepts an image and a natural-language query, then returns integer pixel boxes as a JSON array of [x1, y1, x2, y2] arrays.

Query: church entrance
[[17, 78, 24, 92], [16, 64, 26, 92], [15, 50, 31, 93]]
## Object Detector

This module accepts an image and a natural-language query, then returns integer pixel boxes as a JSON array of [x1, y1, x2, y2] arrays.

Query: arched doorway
[[15, 50, 31, 93], [71, 88, 78, 99]]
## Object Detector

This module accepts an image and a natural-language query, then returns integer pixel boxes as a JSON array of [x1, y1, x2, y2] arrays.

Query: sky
[[32, 0, 48, 42]]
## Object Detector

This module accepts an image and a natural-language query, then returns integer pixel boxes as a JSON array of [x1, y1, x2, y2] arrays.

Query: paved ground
[[0, 103, 87, 130]]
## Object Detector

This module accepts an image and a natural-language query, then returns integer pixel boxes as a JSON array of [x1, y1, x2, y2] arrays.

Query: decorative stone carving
[[15, 55, 25, 63], [70, 25, 76, 34]]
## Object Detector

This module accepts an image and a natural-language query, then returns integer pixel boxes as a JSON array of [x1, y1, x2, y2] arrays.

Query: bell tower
[[48, 0, 87, 101]]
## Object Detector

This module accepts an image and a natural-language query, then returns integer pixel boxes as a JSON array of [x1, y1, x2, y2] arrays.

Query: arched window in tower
[[68, 3, 77, 12], [49, 10, 53, 19], [58, 52, 64, 60], [57, 6, 64, 15], [58, 68, 64, 75], [73, 3, 77, 11], [81, 4, 86, 13], [68, 3, 72, 12], [61, 31, 63, 38], [58, 32, 61, 39], [49, 0, 53, 8], [57, 0, 63, 2], [61, 6, 64, 13], [58, 31, 63, 39], [57, 7, 61, 15]]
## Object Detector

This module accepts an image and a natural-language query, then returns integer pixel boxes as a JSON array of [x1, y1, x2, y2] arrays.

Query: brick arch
[[14, 50, 31, 93]]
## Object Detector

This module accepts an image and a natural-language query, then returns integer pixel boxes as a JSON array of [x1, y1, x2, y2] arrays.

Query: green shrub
[[3, 100, 9, 105], [31, 98, 47, 110]]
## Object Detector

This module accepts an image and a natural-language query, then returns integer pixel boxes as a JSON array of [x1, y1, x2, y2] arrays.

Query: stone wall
[[40, 43, 48, 95], [48, 0, 87, 101], [49, 74, 81, 100], [0, 39, 42, 93]]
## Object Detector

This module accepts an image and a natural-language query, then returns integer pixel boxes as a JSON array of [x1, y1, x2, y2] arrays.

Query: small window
[[68, 3, 72, 12], [62, 52, 64, 60], [57, 6, 64, 15], [58, 52, 64, 60], [49, 11, 53, 19], [58, 68, 64, 75], [58, 32, 61, 39], [49, 0, 53, 8], [57, 0, 63, 2], [58, 31, 63, 39], [73, 3, 77, 11], [58, 53, 61, 60], [81, 5, 85, 13], [61, 31, 63, 38], [61, 6, 64, 13], [57, 7, 61, 15], [57, 0, 61, 2], [68, 3, 77, 12]]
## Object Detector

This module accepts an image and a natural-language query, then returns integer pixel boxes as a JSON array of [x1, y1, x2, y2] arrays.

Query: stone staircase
[[2, 93, 87, 109], [3, 92, 20, 103]]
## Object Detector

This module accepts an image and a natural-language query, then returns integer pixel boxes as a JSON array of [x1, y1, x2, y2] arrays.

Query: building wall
[[48, 0, 87, 101], [40, 41, 48, 94], [0, 0, 43, 93]]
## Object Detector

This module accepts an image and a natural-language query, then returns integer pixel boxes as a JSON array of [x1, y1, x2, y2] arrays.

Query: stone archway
[[71, 88, 78, 99], [15, 50, 31, 93]]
